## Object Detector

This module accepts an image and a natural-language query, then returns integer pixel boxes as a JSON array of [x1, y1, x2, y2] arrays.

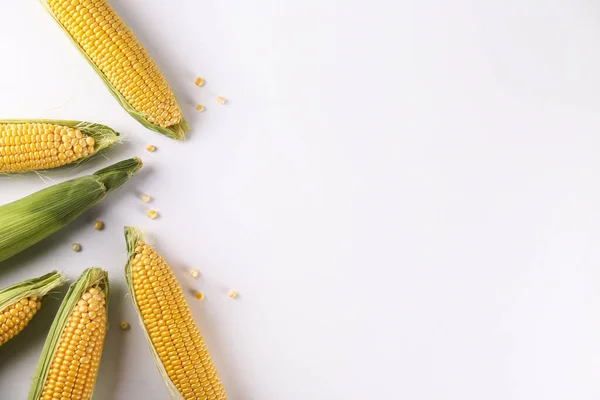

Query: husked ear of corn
[[39, 0, 189, 140], [124, 227, 227, 400], [0, 119, 119, 173], [28, 268, 109, 400], [0, 271, 66, 347], [0, 157, 142, 264]]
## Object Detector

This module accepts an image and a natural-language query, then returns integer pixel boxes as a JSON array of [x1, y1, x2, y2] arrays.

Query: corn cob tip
[[93, 158, 142, 193]]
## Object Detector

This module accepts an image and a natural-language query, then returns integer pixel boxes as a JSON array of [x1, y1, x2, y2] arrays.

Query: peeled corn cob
[[124, 227, 227, 400], [0, 157, 142, 264], [39, 0, 188, 140], [28, 268, 109, 400], [0, 271, 66, 347], [0, 119, 119, 173]]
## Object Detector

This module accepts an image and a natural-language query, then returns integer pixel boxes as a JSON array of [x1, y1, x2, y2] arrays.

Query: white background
[[1, 0, 600, 399]]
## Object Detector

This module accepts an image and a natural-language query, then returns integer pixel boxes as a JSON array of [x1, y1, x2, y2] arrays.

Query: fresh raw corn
[[0, 158, 142, 264], [0, 271, 66, 347], [124, 227, 227, 400], [0, 119, 119, 173], [39, 0, 189, 140], [28, 268, 109, 400]]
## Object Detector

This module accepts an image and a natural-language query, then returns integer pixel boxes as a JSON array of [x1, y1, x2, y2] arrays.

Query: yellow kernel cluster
[[47, 0, 183, 129], [0, 123, 95, 173], [40, 287, 107, 400], [0, 297, 41, 345], [131, 242, 226, 399]]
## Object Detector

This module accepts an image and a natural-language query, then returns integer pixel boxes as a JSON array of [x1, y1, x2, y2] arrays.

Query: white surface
[[1, 0, 600, 399]]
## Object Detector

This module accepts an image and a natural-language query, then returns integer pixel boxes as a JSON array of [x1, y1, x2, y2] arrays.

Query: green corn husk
[[0, 157, 142, 264], [0, 271, 66, 347], [28, 268, 109, 400], [0, 119, 120, 173], [38, 1, 189, 140]]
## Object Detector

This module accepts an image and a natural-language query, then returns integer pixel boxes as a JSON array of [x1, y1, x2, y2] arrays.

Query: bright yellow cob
[[29, 268, 109, 400], [0, 120, 119, 173], [125, 228, 227, 400], [0, 298, 41, 345], [40, 0, 188, 140]]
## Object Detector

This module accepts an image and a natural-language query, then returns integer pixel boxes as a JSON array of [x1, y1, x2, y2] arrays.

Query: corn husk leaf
[[37, 0, 189, 140], [0, 271, 66, 346], [28, 268, 109, 400], [0, 157, 142, 264], [124, 227, 184, 400]]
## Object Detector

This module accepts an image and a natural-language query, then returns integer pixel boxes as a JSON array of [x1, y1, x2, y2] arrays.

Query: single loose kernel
[[146, 145, 157, 153], [228, 290, 238, 299], [120, 321, 130, 331], [194, 77, 205, 87], [94, 221, 104, 231], [72, 243, 82, 252], [194, 291, 204, 300], [147, 210, 158, 220], [189, 269, 199, 279], [195, 104, 205, 112], [141, 194, 151, 203], [216, 96, 227, 105]]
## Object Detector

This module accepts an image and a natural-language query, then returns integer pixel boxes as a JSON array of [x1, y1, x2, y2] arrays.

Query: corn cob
[[0, 157, 142, 264], [39, 0, 188, 140], [0, 119, 119, 173], [28, 268, 109, 400], [125, 227, 227, 400], [0, 271, 66, 347]]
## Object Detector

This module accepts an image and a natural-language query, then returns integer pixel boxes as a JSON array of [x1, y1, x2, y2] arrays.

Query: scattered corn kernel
[[195, 104, 205, 112], [94, 220, 104, 231], [72, 243, 82, 252], [189, 268, 199, 279], [120, 321, 130, 331], [147, 210, 158, 220], [194, 77, 205, 87], [146, 145, 157, 153], [141, 194, 151, 203], [194, 291, 204, 300], [228, 290, 238, 299], [216, 96, 227, 105]]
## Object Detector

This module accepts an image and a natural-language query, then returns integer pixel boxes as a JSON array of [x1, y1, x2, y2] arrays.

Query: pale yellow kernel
[[194, 291, 204, 301], [216, 96, 227, 105], [72, 243, 82, 252], [194, 77, 204, 87], [195, 104, 205, 112], [189, 269, 199, 279], [146, 145, 156, 153], [94, 220, 104, 231], [228, 290, 238, 299], [147, 210, 158, 220], [141, 194, 151, 203]]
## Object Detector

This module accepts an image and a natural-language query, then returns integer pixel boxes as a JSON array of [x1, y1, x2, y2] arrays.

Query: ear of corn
[[0, 271, 66, 347], [39, 0, 189, 140], [0, 157, 142, 264], [28, 268, 109, 400], [0, 119, 119, 173], [124, 227, 227, 400]]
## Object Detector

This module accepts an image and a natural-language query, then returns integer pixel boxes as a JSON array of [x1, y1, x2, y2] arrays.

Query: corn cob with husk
[[0, 271, 66, 347], [28, 268, 109, 400], [0, 157, 142, 264], [0, 119, 119, 173], [124, 227, 227, 400], [38, 0, 188, 140]]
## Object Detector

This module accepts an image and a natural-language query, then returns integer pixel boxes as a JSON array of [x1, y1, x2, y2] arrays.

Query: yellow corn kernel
[[141, 194, 151, 203], [72, 243, 82, 252], [146, 145, 157, 153], [228, 290, 238, 299], [0, 297, 41, 346], [43, 0, 186, 137], [194, 291, 205, 301], [0, 122, 96, 173], [126, 228, 227, 399], [120, 321, 130, 331], [94, 220, 104, 231], [39, 286, 107, 400], [216, 96, 227, 105], [189, 268, 199, 279], [147, 210, 158, 220], [196, 104, 205, 112], [194, 77, 205, 87]]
